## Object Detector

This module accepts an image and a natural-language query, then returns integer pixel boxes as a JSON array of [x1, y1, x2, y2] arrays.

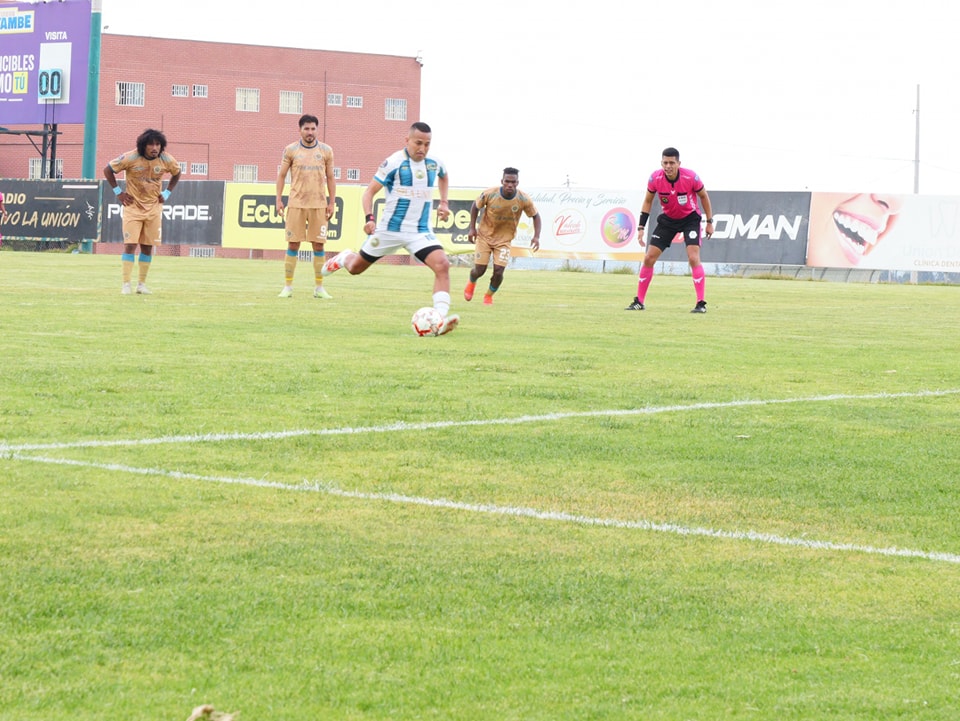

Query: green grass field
[[2, 251, 959, 720]]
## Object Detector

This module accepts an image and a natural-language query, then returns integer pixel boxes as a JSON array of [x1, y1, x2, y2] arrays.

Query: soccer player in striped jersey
[[322, 122, 459, 335]]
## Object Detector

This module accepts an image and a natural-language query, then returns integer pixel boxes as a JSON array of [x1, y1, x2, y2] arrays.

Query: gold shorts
[[285, 207, 328, 245], [474, 235, 513, 267], [122, 206, 163, 246]]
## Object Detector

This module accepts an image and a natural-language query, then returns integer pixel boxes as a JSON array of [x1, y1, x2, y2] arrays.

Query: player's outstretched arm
[[437, 174, 450, 221], [467, 201, 480, 243], [361, 178, 385, 234], [531, 212, 542, 251], [698, 187, 714, 237]]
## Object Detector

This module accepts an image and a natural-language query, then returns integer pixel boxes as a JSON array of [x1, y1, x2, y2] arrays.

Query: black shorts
[[358, 242, 444, 265], [649, 213, 702, 251]]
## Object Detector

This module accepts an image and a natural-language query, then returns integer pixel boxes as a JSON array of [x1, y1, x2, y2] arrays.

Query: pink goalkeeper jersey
[[647, 167, 704, 220]]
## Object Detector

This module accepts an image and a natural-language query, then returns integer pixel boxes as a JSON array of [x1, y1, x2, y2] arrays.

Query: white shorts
[[360, 230, 442, 259]]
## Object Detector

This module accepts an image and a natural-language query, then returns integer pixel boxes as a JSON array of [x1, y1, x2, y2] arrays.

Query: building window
[[172, 84, 189, 97], [236, 87, 260, 112], [28, 157, 64, 179], [346, 95, 363, 108], [346, 169, 361, 181], [279, 90, 303, 115], [193, 84, 208, 98], [385, 98, 407, 121], [332, 167, 341, 180], [116, 81, 145, 106], [190, 163, 208, 176], [327, 93, 342, 106], [233, 164, 258, 182]]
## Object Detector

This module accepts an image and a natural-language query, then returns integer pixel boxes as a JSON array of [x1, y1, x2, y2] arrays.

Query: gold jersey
[[279, 141, 335, 209], [475, 187, 538, 243], [108, 150, 181, 211]]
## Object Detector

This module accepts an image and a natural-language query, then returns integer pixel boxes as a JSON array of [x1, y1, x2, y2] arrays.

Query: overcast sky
[[99, 0, 960, 195]]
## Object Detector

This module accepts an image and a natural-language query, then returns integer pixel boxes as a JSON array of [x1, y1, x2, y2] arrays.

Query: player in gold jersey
[[104, 129, 181, 294], [275, 114, 336, 299], [464, 167, 541, 305]]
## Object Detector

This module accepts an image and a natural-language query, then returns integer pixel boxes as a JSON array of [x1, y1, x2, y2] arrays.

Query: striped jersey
[[374, 149, 447, 234]]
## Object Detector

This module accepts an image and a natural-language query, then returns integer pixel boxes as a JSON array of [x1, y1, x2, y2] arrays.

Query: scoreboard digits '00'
[[38, 68, 64, 100]]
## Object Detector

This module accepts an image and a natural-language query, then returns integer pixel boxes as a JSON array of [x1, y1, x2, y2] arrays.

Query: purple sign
[[0, 0, 91, 125]]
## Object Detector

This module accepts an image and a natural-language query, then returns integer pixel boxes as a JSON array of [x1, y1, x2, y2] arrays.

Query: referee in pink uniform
[[626, 147, 714, 313]]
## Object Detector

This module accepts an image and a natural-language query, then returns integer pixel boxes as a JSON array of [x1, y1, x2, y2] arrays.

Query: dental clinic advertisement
[[806, 192, 960, 272]]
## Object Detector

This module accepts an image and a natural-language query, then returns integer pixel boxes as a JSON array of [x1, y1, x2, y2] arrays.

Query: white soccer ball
[[411, 306, 443, 336]]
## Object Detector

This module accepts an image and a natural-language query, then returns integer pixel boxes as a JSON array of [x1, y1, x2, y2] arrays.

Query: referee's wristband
[[365, 214, 375, 223], [161, 189, 171, 201], [113, 186, 122, 196]]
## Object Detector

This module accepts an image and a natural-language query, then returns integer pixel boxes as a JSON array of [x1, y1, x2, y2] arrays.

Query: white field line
[[3, 389, 960, 564], [1, 388, 958, 454], [9, 451, 960, 565]]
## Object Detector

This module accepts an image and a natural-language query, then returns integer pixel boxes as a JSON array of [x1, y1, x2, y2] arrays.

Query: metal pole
[[81, 0, 103, 180], [913, 84, 920, 194], [50, 122, 58, 178], [41, 124, 50, 178]]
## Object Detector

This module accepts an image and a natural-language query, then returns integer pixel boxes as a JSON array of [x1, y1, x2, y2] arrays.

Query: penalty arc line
[[9, 452, 960, 566], [1, 388, 958, 453]]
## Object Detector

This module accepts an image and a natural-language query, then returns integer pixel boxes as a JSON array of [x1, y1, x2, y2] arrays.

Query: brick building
[[0, 34, 422, 184]]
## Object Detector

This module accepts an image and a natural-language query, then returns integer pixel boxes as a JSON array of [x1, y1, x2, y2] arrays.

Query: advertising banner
[[222, 182, 348, 250], [101, 180, 225, 246], [222, 184, 480, 253], [660, 190, 810, 265], [806, 192, 960, 272], [423, 187, 481, 255], [0, 179, 99, 242], [515, 188, 647, 261], [0, 0, 92, 125], [221, 185, 810, 264], [12, 177, 958, 274], [500, 188, 809, 264]]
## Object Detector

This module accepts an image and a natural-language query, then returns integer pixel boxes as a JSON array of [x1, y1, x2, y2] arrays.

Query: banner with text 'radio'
[[0, 179, 99, 242]]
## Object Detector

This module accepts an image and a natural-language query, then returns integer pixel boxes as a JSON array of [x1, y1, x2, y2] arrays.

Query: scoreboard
[[0, 0, 91, 125]]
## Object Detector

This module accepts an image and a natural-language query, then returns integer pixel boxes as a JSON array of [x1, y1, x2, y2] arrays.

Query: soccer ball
[[411, 306, 443, 336]]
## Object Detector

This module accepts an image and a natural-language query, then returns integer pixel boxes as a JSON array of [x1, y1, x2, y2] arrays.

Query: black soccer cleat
[[625, 297, 645, 311], [691, 300, 707, 313]]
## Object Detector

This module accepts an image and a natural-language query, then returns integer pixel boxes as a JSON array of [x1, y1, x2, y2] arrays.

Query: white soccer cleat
[[313, 286, 333, 299], [321, 249, 355, 276], [121, 282, 132, 295], [136, 283, 152, 295], [278, 286, 293, 298], [436, 313, 460, 336]]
